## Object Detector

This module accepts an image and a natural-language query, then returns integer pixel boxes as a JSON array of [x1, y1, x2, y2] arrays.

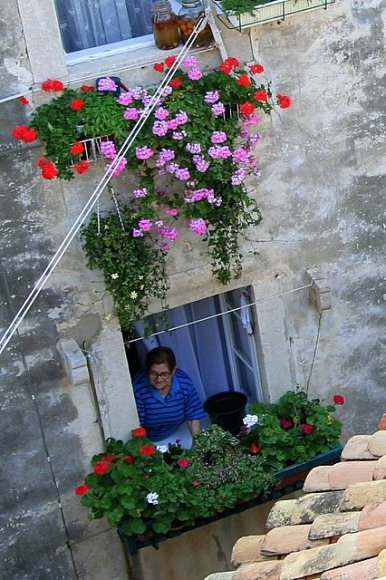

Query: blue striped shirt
[[133, 368, 205, 441]]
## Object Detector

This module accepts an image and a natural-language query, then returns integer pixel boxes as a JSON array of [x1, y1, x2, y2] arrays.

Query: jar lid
[[152, 0, 172, 12]]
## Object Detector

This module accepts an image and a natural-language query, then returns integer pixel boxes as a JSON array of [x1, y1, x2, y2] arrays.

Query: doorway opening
[[125, 286, 263, 407]]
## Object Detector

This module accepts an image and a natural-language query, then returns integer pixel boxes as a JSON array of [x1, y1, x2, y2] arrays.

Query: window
[[54, 0, 154, 54], [127, 287, 263, 407]]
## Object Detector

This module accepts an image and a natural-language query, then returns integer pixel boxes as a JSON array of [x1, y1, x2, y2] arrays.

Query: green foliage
[[76, 393, 342, 538], [240, 390, 343, 470], [221, 0, 274, 16], [80, 207, 169, 330]]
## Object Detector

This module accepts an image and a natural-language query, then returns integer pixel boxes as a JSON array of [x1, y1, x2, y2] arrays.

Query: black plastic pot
[[204, 391, 247, 435]]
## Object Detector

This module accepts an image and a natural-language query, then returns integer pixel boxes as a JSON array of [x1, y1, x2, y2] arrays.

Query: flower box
[[117, 445, 342, 554], [213, 0, 336, 30]]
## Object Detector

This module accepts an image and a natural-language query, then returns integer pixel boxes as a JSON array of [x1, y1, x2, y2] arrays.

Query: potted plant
[[75, 391, 343, 549], [12, 57, 292, 331], [213, 0, 336, 30]]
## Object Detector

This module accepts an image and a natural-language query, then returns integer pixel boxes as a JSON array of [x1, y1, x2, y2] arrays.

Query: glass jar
[[151, 1, 180, 51], [178, 0, 213, 48]]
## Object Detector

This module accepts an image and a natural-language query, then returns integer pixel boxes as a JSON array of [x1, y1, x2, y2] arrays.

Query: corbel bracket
[[305, 267, 332, 312]]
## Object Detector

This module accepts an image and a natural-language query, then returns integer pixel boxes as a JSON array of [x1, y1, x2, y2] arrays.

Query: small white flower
[[111, 273, 119, 279], [146, 492, 159, 505], [156, 445, 168, 454], [243, 414, 259, 429], [130, 291, 138, 299]]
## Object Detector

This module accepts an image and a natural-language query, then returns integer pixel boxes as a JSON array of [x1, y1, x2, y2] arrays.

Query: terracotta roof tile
[[232, 560, 282, 580], [327, 460, 376, 490], [309, 512, 361, 540], [231, 536, 275, 567], [207, 420, 386, 580], [369, 432, 386, 457], [319, 556, 378, 579], [339, 480, 386, 511], [261, 525, 328, 556], [340, 435, 375, 460]]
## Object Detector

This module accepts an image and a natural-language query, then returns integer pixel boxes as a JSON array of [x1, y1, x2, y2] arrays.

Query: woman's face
[[148, 363, 174, 392]]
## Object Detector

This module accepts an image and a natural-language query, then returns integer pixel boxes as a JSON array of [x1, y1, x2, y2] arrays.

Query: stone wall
[[0, 0, 385, 577]]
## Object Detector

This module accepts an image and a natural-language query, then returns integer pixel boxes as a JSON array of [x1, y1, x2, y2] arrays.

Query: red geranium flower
[[19, 96, 29, 105], [153, 62, 165, 72], [249, 64, 264, 74], [139, 445, 156, 456], [123, 455, 134, 465], [301, 424, 314, 435], [277, 94, 292, 109], [165, 56, 177, 67], [69, 142, 84, 155], [169, 78, 182, 88], [253, 90, 268, 102], [12, 125, 37, 143], [224, 57, 240, 68], [102, 455, 116, 463], [250, 443, 261, 454], [280, 418, 293, 430], [39, 159, 58, 180], [192, 480, 200, 487], [333, 394, 345, 405], [80, 85, 94, 92], [177, 458, 190, 468], [239, 102, 256, 116], [219, 63, 232, 74], [132, 427, 147, 437], [41, 79, 64, 92], [237, 74, 252, 87], [74, 484, 88, 496], [93, 460, 110, 475], [70, 99, 85, 111], [74, 160, 90, 174]]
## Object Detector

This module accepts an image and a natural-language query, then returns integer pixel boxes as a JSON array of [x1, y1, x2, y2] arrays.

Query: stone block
[[303, 466, 332, 492], [328, 461, 376, 490], [368, 432, 386, 457], [319, 556, 378, 579], [309, 512, 360, 540], [374, 456, 386, 480], [341, 435, 375, 460], [339, 481, 386, 511], [232, 560, 282, 580], [262, 524, 328, 555], [57, 338, 89, 386], [358, 502, 386, 531], [231, 535, 274, 567]]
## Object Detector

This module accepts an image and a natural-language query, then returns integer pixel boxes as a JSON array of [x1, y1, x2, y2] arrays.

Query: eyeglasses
[[148, 371, 172, 381]]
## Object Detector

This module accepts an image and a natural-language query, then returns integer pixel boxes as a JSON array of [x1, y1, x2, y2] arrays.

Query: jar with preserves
[[178, 0, 213, 48], [151, 1, 180, 50]]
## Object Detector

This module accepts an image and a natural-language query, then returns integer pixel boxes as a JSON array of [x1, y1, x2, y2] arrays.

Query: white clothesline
[[0, 15, 210, 356], [127, 283, 313, 344]]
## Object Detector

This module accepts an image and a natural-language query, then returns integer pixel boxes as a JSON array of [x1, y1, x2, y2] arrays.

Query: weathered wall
[[0, 0, 385, 578]]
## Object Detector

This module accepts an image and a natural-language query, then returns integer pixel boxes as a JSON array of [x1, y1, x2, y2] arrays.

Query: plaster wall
[[0, 0, 385, 577]]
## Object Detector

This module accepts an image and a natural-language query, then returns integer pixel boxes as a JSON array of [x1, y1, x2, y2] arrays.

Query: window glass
[[54, 0, 153, 53]]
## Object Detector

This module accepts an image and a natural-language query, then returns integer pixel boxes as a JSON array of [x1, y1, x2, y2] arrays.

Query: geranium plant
[[75, 391, 342, 539], [12, 57, 291, 329], [239, 390, 344, 470]]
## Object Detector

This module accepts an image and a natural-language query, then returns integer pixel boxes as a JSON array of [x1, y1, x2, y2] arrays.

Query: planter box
[[118, 445, 342, 555], [213, 0, 336, 29]]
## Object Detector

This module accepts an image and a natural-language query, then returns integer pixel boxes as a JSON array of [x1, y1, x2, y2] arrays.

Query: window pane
[[54, 0, 153, 53]]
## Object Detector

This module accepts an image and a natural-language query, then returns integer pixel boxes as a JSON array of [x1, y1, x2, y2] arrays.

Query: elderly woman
[[133, 346, 205, 447]]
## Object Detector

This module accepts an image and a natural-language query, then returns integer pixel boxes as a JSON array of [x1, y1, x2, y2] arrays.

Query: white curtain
[[134, 297, 233, 404], [55, 0, 153, 53]]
